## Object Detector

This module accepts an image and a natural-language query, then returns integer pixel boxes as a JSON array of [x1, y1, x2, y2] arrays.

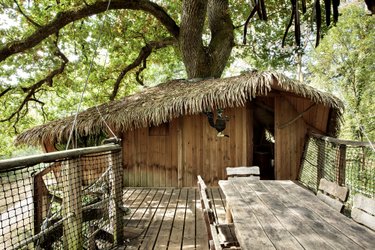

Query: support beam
[[317, 140, 326, 187], [337, 145, 346, 186], [108, 152, 124, 244], [62, 159, 82, 250]]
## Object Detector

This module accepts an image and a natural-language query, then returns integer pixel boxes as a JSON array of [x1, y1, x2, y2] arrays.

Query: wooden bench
[[226, 166, 260, 179], [317, 178, 348, 212], [197, 176, 241, 250], [351, 194, 375, 231]]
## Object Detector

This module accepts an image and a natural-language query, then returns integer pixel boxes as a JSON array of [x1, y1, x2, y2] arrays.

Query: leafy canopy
[[0, 0, 367, 157], [307, 5, 375, 141]]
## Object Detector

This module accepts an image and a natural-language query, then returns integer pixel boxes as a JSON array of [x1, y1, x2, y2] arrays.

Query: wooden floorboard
[[117, 187, 224, 250]]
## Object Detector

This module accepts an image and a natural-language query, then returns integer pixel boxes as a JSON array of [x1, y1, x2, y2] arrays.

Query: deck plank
[[125, 189, 165, 248], [182, 188, 196, 250], [168, 188, 188, 249], [124, 189, 156, 229], [118, 188, 216, 250], [154, 188, 181, 249], [138, 189, 171, 249]]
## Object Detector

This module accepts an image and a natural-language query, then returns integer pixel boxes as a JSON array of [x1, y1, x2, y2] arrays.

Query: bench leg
[[225, 203, 233, 223]]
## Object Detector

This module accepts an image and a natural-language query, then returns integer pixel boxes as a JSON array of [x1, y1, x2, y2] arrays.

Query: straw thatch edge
[[15, 71, 344, 147]]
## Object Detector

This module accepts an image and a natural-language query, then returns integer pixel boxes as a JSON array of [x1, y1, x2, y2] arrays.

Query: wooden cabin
[[16, 71, 343, 187]]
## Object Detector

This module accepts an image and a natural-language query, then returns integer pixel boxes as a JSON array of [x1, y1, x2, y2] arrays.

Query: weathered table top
[[218, 179, 375, 250]]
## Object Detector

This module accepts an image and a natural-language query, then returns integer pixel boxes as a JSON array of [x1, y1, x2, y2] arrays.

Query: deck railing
[[0, 143, 123, 250], [299, 132, 374, 212]]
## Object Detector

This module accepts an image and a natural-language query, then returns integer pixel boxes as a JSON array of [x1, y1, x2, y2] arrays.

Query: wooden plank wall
[[123, 95, 331, 185], [290, 96, 331, 134], [123, 105, 253, 187], [274, 95, 330, 180], [181, 105, 252, 186], [275, 96, 307, 180], [123, 121, 179, 187]]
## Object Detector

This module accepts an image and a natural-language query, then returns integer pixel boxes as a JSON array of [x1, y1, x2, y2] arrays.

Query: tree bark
[[180, 0, 210, 78], [207, 0, 234, 77], [180, 0, 234, 79]]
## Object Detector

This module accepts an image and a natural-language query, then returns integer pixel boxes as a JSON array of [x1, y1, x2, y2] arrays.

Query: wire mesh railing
[[299, 133, 374, 212], [0, 143, 124, 250]]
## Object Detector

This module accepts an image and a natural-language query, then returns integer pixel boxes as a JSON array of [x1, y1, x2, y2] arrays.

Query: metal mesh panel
[[0, 145, 123, 249], [299, 134, 374, 210], [345, 146, 374, 198]]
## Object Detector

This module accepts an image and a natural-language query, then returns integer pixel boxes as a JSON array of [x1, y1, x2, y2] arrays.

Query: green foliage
[[0, 1, 366, 158], [307, 5, 375, 141], [0, 1, 184, 157]]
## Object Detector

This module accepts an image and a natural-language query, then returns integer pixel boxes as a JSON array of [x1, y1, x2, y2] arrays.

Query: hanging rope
[[66, 0, 113, 150], [93, 23, 119, 143], [35, 2, 114, 248]]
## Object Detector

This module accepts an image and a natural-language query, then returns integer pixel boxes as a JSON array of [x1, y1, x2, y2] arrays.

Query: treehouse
[[16, 71, 344, 187]]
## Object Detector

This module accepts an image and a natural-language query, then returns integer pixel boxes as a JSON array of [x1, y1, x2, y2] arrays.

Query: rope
[[93, 45, 118, 139], [361, 126, 375, 152], [35, 1, 114, 248], [66, 0, 113, 150]]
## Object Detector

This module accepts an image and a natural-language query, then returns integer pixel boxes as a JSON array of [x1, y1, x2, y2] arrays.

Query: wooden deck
[[116, 187, 226, 250]]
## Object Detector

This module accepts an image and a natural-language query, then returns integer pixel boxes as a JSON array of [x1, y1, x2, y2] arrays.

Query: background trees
[[307, 5, 375, 141], [0, 1, 373, 158]]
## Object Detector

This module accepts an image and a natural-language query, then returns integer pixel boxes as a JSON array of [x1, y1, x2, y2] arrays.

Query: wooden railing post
[[62, 159, 82, 250], [33, 173, 49, 236], [317, 139, 326, 188], [338, 144, 347, 186], [109, 151, 124, 244]]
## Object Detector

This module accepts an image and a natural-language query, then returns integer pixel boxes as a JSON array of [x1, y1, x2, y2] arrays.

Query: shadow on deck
[[114, 187, 226, 250]]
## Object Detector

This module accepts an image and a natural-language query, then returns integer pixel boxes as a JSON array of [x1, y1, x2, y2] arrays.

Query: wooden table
[[218, 179, 375, 250]]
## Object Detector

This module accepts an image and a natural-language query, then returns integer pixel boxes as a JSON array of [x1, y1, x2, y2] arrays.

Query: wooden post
[[225, 203, 233, 223], [338, 145, 347, 186], [62, 159, 82, 250], [33, 173, 49, 236], [317, 139, 326, 189], [108, 151, 124, 244], [88, 221, 96, 250]]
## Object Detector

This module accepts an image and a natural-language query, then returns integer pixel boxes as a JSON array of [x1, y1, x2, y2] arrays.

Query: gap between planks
[[114, 187, 225, 250]]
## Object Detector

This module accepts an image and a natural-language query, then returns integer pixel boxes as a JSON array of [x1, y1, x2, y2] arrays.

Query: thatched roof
[[16, 71, 344, 146]]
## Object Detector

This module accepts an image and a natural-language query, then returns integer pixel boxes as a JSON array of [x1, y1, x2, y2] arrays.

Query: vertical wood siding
[[123, 106, 253, 187], [275, 96, 307, 180], [123, 95, 331, 186]]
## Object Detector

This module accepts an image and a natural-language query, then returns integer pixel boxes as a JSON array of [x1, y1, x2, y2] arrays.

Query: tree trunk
[[179, 0, 234, 79]]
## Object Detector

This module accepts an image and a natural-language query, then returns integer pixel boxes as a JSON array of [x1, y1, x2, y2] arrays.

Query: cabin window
[[149, 122, 169, 136]]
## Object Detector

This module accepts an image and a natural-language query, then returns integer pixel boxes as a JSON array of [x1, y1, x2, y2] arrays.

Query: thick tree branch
[[110, 37, 176, 100], [1, 38, 69, 123], [243, 3, 258, 44], [0, 87, 13, 98], [179, 0, 234, 78], [207, 0, 234, 78], [0, 0, 179, 62], [180, 0, 209, 78]]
